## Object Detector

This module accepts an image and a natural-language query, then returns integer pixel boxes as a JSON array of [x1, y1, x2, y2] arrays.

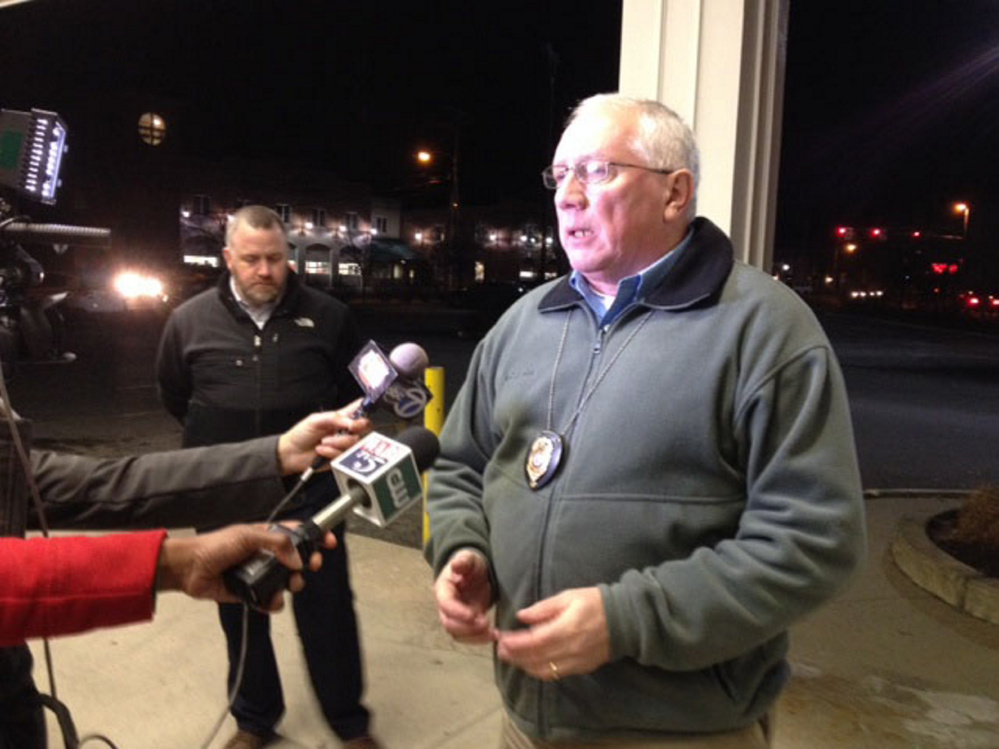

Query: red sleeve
[[0, 530, 168, 646]]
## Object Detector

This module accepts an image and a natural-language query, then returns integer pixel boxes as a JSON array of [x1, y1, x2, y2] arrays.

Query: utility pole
[[442, 106, 469, 291], [539, 42, 560, 284]]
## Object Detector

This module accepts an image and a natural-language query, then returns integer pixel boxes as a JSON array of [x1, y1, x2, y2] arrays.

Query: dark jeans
[[218, 515, 370, 740]]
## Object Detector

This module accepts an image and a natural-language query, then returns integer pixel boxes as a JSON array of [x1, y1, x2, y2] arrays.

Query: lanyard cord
[[545, 308, 656, 439]]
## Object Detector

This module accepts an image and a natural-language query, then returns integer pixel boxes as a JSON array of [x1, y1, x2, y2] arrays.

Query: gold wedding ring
[[549, 661, 561, 680]]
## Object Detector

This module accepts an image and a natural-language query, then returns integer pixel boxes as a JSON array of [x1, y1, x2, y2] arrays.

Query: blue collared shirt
[[569, 229, 693, 326]]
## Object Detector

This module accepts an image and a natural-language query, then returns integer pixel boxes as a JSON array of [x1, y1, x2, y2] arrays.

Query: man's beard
[[243, 281, 281, 306]]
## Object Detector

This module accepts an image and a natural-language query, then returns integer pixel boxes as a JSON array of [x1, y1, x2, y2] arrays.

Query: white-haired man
[[426, 94, 866, 748]]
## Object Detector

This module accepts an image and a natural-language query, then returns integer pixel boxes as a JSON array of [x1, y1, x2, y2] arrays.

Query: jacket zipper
[[533, 308, 605, 738], [253, 332, 262, 435]]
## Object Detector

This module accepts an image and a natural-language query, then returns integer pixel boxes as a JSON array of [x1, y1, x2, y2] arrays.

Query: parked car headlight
[[114, 271, 165, 299]]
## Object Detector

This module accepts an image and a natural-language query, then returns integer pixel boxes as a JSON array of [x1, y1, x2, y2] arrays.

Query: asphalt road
[[4, 303, 475, 550], [817, 311, 999, 490], [5, 302, 998, 549]]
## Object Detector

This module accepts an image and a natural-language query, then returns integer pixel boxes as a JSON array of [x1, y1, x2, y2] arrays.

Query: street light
[[831, 240, 859, 291], [415, 144, 461, 289], [953, 202, 971, 239]]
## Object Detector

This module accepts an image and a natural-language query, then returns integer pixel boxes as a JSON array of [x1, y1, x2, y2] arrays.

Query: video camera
[[0, 107, 111, 365]]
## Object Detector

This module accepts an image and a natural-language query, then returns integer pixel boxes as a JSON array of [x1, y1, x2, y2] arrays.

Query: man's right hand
[[276, 399, 371, 474], [434, 549, 496, 644]]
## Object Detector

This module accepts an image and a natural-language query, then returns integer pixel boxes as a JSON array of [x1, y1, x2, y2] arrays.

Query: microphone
[[331, 425, 438, 528], [0, 221, 112, 248], [223, 426, 440, 607], [298, 341, 433, 478], [348, 341, 432, 420]]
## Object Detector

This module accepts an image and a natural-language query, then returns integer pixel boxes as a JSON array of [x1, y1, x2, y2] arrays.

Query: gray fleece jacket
[[426, 218, 866, 741]]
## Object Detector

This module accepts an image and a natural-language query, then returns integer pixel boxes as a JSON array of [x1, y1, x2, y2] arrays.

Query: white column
[[618, 0, 788, 270]]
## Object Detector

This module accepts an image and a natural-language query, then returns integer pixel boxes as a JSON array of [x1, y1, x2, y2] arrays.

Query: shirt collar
[[569, 227, 694, 325], [229, 275, 279, 329]]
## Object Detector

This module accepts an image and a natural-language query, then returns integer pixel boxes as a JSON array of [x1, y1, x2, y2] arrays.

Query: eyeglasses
[[541, 159, 675, 190]]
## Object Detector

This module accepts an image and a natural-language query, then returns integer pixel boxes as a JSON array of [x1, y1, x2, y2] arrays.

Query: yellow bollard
[[422, 366, 445, 548]]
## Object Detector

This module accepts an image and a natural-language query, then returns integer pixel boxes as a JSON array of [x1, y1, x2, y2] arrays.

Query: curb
[[891, 515, 999, 625], [865, 488, 970, 500]]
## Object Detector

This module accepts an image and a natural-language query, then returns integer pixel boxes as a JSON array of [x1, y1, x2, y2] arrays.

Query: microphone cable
[[0, 358, 122, 748], [0, 357, 338, 748], [3, 354, 268, 749], [196, 454, 330, 749]]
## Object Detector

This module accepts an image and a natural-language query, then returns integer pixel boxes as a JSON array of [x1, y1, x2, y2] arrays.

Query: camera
[[0, 107, 111, 365]]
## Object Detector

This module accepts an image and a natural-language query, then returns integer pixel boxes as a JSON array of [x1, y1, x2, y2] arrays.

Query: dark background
[[3, 1, 999, 281], [0, 0, 621, 208], [778, 0, 999, 280]]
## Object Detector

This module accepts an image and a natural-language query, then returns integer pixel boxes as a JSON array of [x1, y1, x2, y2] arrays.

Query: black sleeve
[[155, 312, 193, 423], [332, 305, 365, 408]]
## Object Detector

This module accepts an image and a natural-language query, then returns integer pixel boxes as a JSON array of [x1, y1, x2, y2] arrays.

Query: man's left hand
[[495, 586, 611, 680]]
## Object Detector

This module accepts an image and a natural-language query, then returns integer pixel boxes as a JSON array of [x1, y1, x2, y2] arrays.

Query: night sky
[[3, 0, 999, 279], [1, 0, 621, 207], [779, 0, 999, 270]]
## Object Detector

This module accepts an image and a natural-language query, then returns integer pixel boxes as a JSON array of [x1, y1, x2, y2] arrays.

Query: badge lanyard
[[525, 308, 655, 489]]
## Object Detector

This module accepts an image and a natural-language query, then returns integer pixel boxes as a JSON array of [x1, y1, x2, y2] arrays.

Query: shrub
[[950, 485, 999, 550], [938, 485, 999, 577]]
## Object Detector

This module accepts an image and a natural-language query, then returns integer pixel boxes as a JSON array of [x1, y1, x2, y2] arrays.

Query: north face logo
[[294, 317, 315, 328]]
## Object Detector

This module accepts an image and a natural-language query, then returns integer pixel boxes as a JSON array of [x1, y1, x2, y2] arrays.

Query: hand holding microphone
[[276, 408, 372, 475], [161, 523, 336, 611], [224, 426, 440, 607], [226, 341, 438, 606], [301, 340, 433, 475]]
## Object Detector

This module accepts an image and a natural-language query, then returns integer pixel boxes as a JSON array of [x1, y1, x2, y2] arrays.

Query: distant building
[[175, 158, 432, 296], [778, 223, 974, 312], [402, 199, 565, 288]]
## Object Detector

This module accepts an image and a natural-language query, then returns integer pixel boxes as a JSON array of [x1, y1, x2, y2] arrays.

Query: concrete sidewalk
[[30, 494, 999, 748]]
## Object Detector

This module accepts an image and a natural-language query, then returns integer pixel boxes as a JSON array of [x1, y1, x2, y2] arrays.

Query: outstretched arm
[[31, 402, 370, 530], [0, 524, 335, 646]]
